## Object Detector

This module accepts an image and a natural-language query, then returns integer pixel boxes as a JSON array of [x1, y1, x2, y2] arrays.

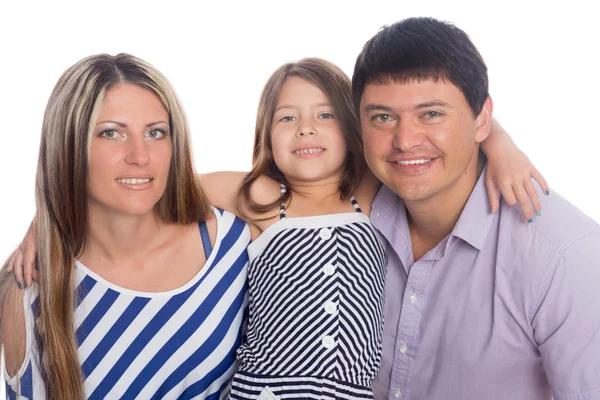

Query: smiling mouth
[[292, 148, 324, 155], [395, 158, 432, 165], [116, 178, 153, 184]]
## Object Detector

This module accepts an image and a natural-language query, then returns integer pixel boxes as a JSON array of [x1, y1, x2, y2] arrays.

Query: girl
[[1, 53, 251, 399], [6, 58, 547, 399]]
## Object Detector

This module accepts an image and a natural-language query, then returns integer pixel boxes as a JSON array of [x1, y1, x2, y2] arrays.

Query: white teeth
[[294, 148, 324, 155], [397, 158, 432, 165], [116, 178, 151, 185]]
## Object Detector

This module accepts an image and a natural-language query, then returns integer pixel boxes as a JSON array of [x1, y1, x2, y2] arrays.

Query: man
[[352, 17, 600, 399]]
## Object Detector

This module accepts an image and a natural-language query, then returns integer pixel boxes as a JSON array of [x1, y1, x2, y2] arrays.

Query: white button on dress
[[322, 263, 336, 275], [322, 335, 335, 349], [319, 228, 332, 240], [324, 301, 337, 314]]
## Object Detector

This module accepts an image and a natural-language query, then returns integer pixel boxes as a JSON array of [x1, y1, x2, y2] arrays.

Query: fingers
[[524, 179, 542, 217], [22, 243, 37, 288], [498, 180, 518, 207], [32, 269, 40, 283], [11, 250, 25, 289], [531, 168, 550, 196], [513, 183, 534, 222], [485, 176, 500, 213], [7, 253, 14, 272]]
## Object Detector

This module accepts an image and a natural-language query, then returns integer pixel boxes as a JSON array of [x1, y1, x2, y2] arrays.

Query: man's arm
[[532, 235, 600, 399]]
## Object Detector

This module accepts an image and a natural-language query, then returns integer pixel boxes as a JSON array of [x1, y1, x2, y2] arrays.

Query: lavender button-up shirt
[[371, 170, 600, 400]]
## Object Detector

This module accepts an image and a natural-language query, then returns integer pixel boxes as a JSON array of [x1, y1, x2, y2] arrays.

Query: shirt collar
[[449, 166, 496, 250], [371, 166, 495, 252]]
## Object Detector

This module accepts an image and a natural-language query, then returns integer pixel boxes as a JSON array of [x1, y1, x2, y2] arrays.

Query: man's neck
[[405, 156, 485, 261]]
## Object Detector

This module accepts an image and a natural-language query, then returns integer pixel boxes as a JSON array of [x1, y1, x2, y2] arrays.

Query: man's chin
[[385, 176, 436, 202]]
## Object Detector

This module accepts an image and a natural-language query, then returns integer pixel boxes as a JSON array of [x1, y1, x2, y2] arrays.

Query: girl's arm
[[199, 171, 248, 214], [482, 118, 549, 221]]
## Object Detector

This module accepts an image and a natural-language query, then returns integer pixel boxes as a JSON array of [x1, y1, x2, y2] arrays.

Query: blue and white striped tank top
[[230, 190, 387, 400], [4, 208, 251, 399]]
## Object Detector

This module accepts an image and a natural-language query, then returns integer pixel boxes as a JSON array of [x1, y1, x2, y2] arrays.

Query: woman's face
[[87, 83, 172, 217]]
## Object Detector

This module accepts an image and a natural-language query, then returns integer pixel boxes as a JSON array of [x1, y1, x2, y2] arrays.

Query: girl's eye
[[280, 116, 296, 122], [319, 113, 334, 119]]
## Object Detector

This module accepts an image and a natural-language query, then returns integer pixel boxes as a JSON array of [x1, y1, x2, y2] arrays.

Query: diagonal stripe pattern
[[4, 209, 251, 400], [231, 209, 386, 400]]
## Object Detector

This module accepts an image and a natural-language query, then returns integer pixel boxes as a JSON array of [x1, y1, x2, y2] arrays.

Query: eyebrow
[[274, 102, 332, 112], [415, 100, 453, 109], [363, 104, 396, 113], [96, 120, 169, 127], [363, 100, 453, 113]]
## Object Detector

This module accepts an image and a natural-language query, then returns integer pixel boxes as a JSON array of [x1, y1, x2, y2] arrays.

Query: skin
[[360, 78, 493, 260], [3, 83, 217, 374], [81, 83, 215, 292], [271, 77, 348, 188], [8, 78, 549, 286]]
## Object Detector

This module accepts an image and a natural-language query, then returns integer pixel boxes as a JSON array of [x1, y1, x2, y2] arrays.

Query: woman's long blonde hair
[[0, 53, 209, 398]]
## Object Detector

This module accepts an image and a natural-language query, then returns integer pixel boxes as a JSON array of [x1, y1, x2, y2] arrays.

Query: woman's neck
[[81, 203, 168, 265]]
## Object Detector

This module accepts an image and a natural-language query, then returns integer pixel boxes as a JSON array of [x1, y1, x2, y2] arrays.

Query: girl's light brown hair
[[0, 53, 209, 398], [238, 58, 366, 217]]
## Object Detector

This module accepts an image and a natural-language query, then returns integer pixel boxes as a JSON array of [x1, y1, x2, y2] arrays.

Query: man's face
[[360, 79, 492, 203]]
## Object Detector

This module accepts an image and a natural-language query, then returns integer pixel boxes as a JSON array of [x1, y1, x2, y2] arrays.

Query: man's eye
[[425, 111, 442, 119], [373, 114, 391, 122]]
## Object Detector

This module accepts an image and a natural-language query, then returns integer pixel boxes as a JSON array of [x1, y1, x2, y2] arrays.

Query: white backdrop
[[0, 0, 598, 395]]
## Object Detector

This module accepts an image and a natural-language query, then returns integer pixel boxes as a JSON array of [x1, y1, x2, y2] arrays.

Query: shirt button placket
[[390, 259, 433, 398], [319, 227, 337, 355]]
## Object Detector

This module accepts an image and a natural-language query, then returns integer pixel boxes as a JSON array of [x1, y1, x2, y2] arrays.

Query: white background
[[0, 0, 598, 395]]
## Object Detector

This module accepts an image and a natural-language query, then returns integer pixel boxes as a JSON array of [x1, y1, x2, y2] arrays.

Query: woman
[[0, 53, 250, 399]]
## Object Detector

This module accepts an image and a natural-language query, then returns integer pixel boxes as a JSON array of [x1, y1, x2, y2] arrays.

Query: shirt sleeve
[[532, 234, 600, 399]]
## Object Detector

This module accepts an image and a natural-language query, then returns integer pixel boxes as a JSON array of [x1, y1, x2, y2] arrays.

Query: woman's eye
[[146, 129, 168, 139], [99, 129, 119, 139], [280, 116, 296, 122]]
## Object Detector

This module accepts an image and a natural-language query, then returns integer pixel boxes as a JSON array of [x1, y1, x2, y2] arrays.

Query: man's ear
[[474, 96, 493, 143]]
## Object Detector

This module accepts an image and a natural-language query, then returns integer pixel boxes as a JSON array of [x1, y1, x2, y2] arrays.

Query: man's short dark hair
[[352, 17, 489, 117]]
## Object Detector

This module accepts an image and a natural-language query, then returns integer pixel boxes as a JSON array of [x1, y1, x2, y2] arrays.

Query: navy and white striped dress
[[4, 208, 250, 399], [230, 186, 387, 399]]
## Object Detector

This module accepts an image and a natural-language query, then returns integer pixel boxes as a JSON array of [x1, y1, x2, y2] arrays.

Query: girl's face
[[270, 77, 347, 186], [87, 83, 172, 217]]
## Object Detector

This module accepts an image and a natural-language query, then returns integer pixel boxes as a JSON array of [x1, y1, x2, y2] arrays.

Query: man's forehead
[[361, 79, 463, 109]]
